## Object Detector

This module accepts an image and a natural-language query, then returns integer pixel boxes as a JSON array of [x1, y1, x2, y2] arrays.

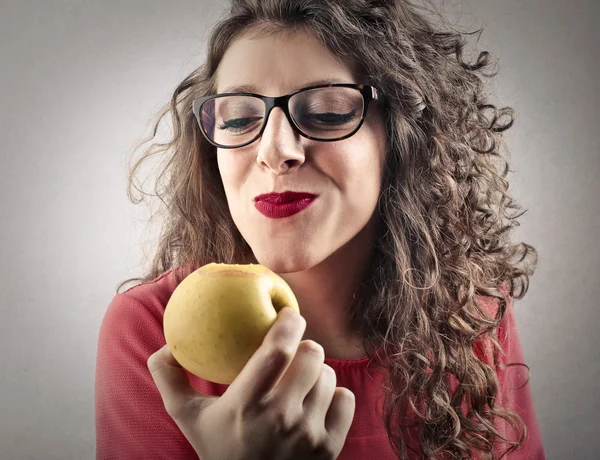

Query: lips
[[254, 191, 317, 204], [254, 191, 317, 219]]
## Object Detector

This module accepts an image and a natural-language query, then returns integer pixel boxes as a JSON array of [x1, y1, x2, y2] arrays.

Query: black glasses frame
[[192, 83, 383, 149]]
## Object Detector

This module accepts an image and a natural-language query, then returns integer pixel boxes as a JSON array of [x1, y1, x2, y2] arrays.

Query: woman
[[95, 0, 545, 458]]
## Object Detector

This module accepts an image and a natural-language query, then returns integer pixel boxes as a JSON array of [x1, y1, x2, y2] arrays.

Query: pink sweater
[[95, 268, 546, 459]]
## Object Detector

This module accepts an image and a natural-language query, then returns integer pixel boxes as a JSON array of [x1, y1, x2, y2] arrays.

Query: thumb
[[147, 344, 215, 420]]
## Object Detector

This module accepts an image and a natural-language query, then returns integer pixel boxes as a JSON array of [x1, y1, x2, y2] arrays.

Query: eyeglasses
[[192, 83, 383, 149]]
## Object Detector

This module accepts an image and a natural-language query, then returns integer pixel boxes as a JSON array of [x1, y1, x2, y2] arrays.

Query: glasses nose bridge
[[263, 94, 296, 133]]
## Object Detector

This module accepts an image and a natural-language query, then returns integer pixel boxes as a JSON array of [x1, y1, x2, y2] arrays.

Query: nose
[[255, 107, 305, 174]]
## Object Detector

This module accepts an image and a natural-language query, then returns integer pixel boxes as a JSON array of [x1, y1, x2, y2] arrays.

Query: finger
[[269, 340, 325, 407], [324, 387, 356, 446], [302, 363, 337, 424], [147, 344, 206, 419], [226, 306, 306, 407]]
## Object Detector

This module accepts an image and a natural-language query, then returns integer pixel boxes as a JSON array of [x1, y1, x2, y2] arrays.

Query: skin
[[215, 27, 388, 360]]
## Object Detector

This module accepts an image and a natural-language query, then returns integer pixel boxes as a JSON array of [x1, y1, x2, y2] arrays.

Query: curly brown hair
[[116, 0, 539, 458]]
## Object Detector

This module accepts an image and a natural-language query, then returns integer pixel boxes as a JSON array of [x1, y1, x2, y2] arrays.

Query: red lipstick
[[254, 191, 317, 219]]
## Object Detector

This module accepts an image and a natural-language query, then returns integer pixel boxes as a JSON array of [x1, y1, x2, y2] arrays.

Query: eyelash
[[217, 110, 357, 133]]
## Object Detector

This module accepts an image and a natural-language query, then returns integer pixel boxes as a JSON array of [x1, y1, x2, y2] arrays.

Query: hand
[[147, 306, 356, 460]]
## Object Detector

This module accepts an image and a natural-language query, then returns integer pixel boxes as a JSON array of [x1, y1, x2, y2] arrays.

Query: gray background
[[0, 0, 598, 459]]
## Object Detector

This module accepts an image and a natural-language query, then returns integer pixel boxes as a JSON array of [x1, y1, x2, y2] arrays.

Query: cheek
[[216, 154, 240, 206], [216, 153, 256, 223], [217, 153, 243, 191], [320, 137, 385, 191]]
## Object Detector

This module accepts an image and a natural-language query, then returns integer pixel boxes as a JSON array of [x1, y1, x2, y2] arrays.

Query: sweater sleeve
[[95, 293, 199, 460], [479, 295, 546, 460]]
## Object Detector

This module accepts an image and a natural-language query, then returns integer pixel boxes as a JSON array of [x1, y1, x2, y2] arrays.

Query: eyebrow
[[218, 78, 353, 94]]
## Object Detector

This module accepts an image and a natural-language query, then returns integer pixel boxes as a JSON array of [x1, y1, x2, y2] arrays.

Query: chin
[[252, 249, 324, 274]]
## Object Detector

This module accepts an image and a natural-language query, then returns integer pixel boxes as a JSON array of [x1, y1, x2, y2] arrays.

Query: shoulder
[[106, 264, 198, 323], [98, 267, 188, 366], [99, 270, 178, 359], [472, 286, 521, 367], [98, 264, 228, 395], [115, 270, 177, 315]]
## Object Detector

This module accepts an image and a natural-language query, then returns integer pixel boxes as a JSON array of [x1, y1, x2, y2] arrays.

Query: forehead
[[215, 28, 361, 94]]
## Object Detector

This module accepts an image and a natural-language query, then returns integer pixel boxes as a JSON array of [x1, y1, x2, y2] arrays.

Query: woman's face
[[214, 28, 387, 273]]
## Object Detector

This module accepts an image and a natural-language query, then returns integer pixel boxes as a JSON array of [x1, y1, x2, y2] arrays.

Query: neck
[[278, 214, 379, 360]]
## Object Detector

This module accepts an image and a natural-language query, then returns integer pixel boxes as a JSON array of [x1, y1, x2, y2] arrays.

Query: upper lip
[[254, 191, 318, 204]]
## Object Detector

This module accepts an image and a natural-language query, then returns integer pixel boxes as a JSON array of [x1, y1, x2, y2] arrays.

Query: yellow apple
[[163, 262, 300, 384]]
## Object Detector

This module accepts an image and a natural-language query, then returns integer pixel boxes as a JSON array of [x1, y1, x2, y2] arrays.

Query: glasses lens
[[199, 87, 365, 147], [290, 87, 364, 140], [201, 96, 265, 147]]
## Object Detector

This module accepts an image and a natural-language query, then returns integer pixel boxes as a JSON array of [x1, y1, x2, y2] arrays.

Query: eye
[[217, 116, 263, 132], [300, 110, 358, 128]]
